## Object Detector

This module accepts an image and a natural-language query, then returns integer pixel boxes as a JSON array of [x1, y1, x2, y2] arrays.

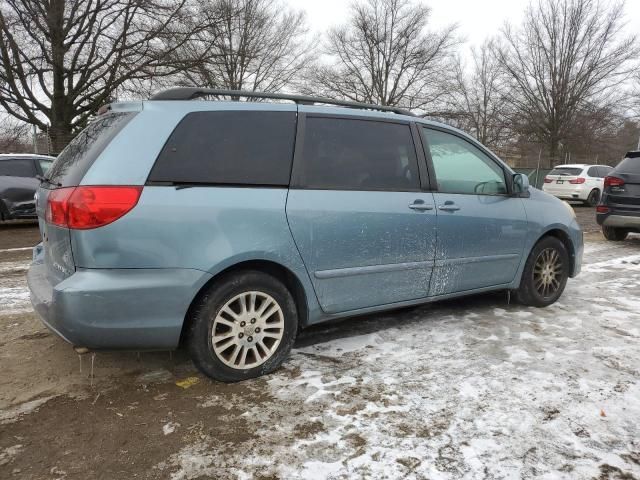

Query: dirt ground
[[1, 206, 639, 479]]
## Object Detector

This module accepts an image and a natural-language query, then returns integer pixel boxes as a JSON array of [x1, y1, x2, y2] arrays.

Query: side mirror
[[513, 173, 530, 194]]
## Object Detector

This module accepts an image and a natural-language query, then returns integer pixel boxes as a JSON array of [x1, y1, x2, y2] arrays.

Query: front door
[[286, 115, 437, 314], [420, 127, 528, 296]]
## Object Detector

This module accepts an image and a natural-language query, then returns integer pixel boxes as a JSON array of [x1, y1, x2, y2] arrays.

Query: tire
[[515, 236, 569, 308], [585, 189, 600, 207], [186, 270, 298, 382], [602, 226, 628, 242]]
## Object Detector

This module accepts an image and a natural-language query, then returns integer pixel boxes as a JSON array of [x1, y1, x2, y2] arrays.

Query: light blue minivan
[[28, 88, 583, 381]]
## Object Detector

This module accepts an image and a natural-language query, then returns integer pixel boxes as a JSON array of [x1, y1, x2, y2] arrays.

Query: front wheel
[[186, 271, 298, 382], [515, 236, 569, 307], [602, 226, 628, 242]]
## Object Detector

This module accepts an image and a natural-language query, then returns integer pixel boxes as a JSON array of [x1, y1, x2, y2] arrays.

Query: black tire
[[515, 236, 569, 308], [186, 270, 298, 382], [0, 200, 8, 221], [602, 226, 628, 242], [585, 189, 600, 207]]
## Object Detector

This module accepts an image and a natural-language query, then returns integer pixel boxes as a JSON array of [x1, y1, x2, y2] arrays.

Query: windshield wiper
[[36, 175, 62, 187]]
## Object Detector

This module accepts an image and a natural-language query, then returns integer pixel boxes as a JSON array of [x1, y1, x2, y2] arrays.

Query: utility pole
[[31, 124, 37, 154]]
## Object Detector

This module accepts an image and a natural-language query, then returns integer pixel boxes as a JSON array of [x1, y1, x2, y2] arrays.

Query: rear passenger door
[[420, 127, 528, 296], [286, 113, 437, 314]]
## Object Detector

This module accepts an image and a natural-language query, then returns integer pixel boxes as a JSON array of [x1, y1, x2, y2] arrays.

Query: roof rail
[[150, 87, 415, 117]]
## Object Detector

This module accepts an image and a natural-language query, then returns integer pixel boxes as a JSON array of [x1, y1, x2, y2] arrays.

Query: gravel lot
[[1, 206, 639, 480]]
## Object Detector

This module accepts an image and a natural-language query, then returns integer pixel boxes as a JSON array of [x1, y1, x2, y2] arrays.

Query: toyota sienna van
[[28, 88, 583, 382]]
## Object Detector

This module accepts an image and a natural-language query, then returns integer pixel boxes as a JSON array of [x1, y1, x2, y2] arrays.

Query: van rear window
[[148, 111, 296, 186], [46, 112, 136, 187]]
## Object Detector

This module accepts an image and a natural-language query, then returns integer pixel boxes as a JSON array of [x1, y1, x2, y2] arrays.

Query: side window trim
[[409, 122, 432, 191], [290, 113, 423, 192], [419, 125, 513, 196]]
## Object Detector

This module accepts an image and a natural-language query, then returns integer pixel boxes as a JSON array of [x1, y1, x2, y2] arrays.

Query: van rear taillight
[[604, 176, 624, 188], [46, 186, 142, 229]]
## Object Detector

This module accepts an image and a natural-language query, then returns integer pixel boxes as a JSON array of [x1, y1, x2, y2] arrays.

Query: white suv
[[542, 164, 613, 206]]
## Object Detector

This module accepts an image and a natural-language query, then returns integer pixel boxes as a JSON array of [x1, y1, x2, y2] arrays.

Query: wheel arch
[[179, 259, 309, 346], [533, 228, 577, 276]]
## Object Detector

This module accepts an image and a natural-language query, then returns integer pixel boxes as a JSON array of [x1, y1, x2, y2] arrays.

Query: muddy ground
[[1, 206, 639, 479]]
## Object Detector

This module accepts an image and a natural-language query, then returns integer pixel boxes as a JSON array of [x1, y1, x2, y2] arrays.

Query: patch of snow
[[163, 422, 179, 435], [0, 396, 57, 425]]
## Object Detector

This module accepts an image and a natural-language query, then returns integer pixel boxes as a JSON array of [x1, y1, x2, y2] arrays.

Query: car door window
[[587, 166, 599, 177], [0, 159, 36, 177], [298, 117, 420, 191], [422, 128, 507, 195]]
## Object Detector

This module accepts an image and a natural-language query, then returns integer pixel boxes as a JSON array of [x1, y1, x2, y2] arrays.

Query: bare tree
[[308, 0, 457, 110], [0, 0, 204, 152], [0, 114, 29, 152], [442, 41, 512, 150], [494, 0, 639, 165], [175, 0, 313, 93]]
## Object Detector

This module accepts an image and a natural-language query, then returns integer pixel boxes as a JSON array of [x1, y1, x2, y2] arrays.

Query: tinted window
[[549, 167, 583, 176], [615, 157, 640, 174], [150, 111, 296, 186], [47, 112, 136, 187], [422, 128, 506, 195], [597, 166, 613, 177], [38, 159, 53, 174], [587, 166, 599, 177], [298, 117, 419, 191], [0, 159, 36, 177]]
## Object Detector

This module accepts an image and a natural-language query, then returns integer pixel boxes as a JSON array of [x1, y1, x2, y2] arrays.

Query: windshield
[[615, 157, 640, 174]]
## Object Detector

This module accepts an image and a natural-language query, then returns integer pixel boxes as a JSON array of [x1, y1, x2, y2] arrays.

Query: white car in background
[[542, 164, 613, 206]]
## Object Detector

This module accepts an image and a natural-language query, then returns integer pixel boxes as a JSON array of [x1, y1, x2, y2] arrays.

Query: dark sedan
[[596, 151, 640, 241], [0, 154, 55, 220]]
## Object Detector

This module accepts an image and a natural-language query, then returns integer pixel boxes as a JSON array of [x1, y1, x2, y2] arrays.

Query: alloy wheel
[[533, 248, 564, 298], [211, 291, 284, 369]]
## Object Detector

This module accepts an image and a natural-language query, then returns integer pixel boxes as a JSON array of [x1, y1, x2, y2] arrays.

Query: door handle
[[408, 201, 434, 211], [438, 202, 460, 212]]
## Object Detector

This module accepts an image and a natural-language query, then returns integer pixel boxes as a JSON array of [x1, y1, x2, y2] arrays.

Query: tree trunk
[[48, 0, 70, 154], [48, 122, 73, 154], [548, 137, 559, 168]]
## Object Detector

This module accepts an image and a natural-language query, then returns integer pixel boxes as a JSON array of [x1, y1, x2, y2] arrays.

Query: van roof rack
[[150, 87, 415, 117]]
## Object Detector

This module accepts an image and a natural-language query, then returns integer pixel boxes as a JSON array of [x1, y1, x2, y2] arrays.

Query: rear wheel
[[515, 236, 569, 307], [602, 226, 628, 242], [585, 189, 600, 207], [186, 270, 298, 382]]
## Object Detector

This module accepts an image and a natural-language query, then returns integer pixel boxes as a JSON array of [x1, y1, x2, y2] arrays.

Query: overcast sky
[[288, 0, 640, 51]]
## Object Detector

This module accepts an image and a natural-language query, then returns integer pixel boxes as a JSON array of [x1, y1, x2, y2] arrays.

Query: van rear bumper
[[27, 262, 211, 350]]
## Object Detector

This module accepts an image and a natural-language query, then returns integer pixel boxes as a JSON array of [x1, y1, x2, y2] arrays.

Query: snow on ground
[[158, 240, 640, 480], [0, 260, 31, 314], [2, 240, 640, 479]]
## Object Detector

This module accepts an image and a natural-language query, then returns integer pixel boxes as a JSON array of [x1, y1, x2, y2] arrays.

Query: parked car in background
[[596, 151, 640, 241], [28, 88, 583, 382], [542, 164, 613, 206], [0, 154, 55, 220]]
